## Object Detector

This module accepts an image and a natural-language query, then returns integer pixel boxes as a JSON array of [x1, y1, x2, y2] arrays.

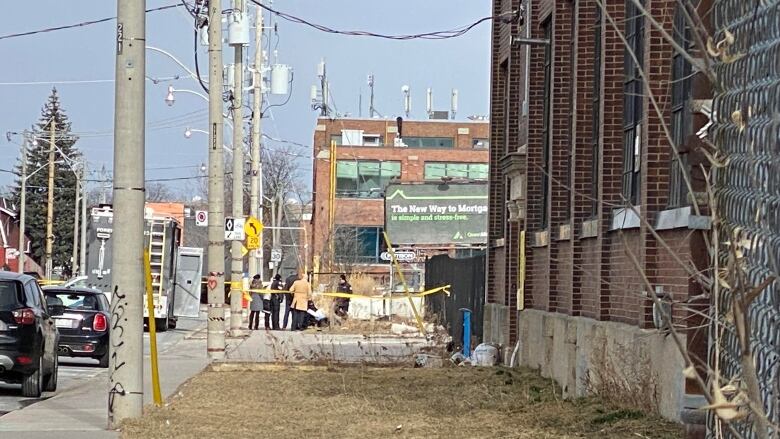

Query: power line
[[249, 1, 516, 40], [0, 4, 183, 41]]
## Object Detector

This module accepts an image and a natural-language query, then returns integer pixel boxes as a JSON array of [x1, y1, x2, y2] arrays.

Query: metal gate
[[711, 0, 780, 436], [424, 253, 486, 346]]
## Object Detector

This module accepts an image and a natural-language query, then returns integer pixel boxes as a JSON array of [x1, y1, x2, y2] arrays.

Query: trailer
[[85, 205, 201, 331]]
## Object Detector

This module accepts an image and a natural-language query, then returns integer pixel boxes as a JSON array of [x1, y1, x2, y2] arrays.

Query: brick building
[[486, 0, 711, 426], [0, 198, 43, 275], [309, 117, 489, 288]]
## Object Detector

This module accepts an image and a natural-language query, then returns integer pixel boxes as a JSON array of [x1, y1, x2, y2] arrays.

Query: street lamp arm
[[146, 46, 206, 84], [171, 87, 210, 102]]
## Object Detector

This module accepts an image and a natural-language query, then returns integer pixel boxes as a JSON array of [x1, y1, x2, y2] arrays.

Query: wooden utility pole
[[45, 120, 55, 279]]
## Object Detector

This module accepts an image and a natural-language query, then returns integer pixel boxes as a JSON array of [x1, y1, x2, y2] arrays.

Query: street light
[[183, 127, 233, 153]]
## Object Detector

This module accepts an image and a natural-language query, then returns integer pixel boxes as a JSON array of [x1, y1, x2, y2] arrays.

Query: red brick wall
[[576, 237, 600, 319], [485, 0, 709, 345]]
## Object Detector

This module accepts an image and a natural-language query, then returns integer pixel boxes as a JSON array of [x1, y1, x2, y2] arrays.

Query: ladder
[[148, 219, 167, 299]]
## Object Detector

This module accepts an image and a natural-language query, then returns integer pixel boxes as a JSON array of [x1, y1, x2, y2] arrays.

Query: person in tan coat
[[288, 271, 311, 331]]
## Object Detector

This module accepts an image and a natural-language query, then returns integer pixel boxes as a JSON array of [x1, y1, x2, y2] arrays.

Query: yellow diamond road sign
[[244, 216, 263, 238], [246, 235, 260, 250]]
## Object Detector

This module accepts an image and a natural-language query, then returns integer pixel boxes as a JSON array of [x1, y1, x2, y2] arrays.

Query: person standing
[[289, 271, 311, 331], [335, 274, 352, 319], [248, 274, 263, 330], [268, 274, 283, 330], [282, 273, 297, 329]]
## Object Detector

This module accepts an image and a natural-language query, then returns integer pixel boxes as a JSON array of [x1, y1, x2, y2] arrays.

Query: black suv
[[0, 272, 59, 397], [43, 287, 110, 367]]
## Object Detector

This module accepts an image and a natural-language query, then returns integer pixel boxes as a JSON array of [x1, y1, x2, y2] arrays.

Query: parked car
[[43, 287, 110, 368], [0, 272, 59, 397]]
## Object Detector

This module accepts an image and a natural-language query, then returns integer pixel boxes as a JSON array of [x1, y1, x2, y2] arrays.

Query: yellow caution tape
[[204, 283, 452, 302]]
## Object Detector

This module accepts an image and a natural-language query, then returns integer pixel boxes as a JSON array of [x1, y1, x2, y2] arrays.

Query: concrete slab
[[224, 329, 445, 365]]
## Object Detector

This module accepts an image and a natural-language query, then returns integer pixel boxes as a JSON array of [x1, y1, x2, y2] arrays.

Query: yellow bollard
[[143, 250, 163, 407]]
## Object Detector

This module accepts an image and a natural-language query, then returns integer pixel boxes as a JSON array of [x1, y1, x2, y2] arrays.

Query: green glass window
[[424, 162, 489, 180], [401, 137, 454, 148], [336, 160, 401, 198]]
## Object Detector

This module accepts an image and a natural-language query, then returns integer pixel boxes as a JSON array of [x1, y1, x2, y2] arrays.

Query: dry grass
[[121, 365, 683, 439]]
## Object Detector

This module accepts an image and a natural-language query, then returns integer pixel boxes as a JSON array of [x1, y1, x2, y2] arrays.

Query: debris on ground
[[121, 366, 683, 439]]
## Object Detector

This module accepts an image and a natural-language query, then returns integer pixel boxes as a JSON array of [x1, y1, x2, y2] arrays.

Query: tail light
[[93, 313, 108, 332], [12, 308, 35, 325]]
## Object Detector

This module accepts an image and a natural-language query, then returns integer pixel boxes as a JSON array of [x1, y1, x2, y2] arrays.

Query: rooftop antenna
[[402, 85, 411, 118], [368, 74, 376, 118], [450, 89, 458, 119], [426, 87, 433, 118], [311, 58, 329, 116]]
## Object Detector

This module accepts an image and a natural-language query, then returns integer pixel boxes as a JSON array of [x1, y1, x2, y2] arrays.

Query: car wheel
[[98, 350, 110, 368], [21, 356, 42, 398], [43, 354, 58, 392], [168, 318, 177, 329]]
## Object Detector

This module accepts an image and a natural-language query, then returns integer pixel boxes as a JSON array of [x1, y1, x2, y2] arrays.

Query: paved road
[[0, 317, 205, 417]]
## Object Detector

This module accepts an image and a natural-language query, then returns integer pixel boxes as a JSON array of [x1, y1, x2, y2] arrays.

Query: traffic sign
[[244, 216, 263, 238], [246, 235, 260, 250], [195, 210, 208, 226], [225, 217, 246, 240], [380, 250, 416, 262], [270, 248, 282, 262], [241, 245, 249, 257]]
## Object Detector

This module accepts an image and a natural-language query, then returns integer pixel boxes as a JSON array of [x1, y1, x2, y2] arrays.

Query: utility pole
[[17, 134, 28, 274], [45, 120, 56, 279], [207, 0, 227, 359], [108, 0, 146, 428], [71, 170, 80, 277], [250, 4, 264, 281], [368, 74, 375, 118], [80, 160, 87, 276], [229, 0, 246, 335]]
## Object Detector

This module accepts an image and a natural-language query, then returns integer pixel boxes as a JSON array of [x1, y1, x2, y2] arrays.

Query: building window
[[400, 137, 454, 148], [472, 138, 489, 149], [591, 7, 602, 216], [333, 226, 386, 264], [621, 0, 645, 205], [541, 19, 552, 229], [331, 131, 384, 147], [424, 162, 489, 180], [336, 160, 401, 198], [668, 5, 692, 208]]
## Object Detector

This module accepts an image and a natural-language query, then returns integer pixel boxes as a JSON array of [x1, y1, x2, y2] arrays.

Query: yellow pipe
[[518, 230, 526, 311], [143, 250, 163, 407]]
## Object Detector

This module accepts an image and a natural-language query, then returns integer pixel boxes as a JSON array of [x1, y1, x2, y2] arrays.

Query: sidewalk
[[0, 324, 209, 439], [224, 328, 444, 365]]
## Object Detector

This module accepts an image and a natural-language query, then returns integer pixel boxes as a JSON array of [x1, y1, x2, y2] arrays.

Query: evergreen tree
[[12, 89, 81, 275]]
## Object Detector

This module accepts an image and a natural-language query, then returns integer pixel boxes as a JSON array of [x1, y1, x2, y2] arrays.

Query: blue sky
[[0, 1, 490, 197]]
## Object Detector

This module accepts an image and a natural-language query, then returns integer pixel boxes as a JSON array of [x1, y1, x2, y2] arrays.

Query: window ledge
[[609, 206, 641, 231], [580, 219, 599, 239], [655, 206, 711, 231], [555, 224, 571, 241], [529, 230, 549, 248]]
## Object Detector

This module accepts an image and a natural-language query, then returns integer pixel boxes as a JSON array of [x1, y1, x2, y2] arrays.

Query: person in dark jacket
[[282, 274, 297, 329], [267, 274, 283, 330], [248, 275, 263, 330], [335, 274, 351, 318]]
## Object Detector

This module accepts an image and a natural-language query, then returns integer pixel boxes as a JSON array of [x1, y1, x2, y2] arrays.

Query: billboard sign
[[384, 182, 488, 245]]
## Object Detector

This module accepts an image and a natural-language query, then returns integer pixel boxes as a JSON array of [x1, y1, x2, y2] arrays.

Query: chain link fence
[[710, 0, 780, 436]]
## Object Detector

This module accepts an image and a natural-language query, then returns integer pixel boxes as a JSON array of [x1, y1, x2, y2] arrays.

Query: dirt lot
[[121, 365, 684, 439]]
